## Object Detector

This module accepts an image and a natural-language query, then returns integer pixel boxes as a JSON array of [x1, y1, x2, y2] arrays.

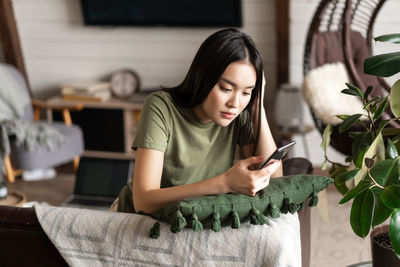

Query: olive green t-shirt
[[117, 90, 252, 212]]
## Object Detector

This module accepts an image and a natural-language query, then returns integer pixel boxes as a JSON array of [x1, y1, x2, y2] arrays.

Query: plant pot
[[370, 225, 400, 267]]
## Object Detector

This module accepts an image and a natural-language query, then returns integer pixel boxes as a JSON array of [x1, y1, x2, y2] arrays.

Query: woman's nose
[[227, 93, 239, 108]]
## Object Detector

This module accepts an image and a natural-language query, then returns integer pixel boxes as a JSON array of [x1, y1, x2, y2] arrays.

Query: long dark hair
[[164, 28, 263, 156]]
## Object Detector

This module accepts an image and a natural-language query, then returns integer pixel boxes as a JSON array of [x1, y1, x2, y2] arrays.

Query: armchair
[[0, 63, 84, 182]]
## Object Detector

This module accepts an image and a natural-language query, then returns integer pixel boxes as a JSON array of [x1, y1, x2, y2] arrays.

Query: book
[[62, 88, 111, 102], [60, 81, 110, 94]]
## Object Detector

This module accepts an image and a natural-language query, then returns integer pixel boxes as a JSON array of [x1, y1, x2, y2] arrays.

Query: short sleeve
[[237, 110, 255, 146], [132, 93, 171, 152]]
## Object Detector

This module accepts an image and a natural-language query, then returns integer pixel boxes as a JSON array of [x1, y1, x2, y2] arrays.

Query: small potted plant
[[321, 33, 400, 265]]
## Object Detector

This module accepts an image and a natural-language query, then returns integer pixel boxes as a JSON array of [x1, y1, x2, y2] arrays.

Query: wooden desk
[[47, 96, 146, 159]]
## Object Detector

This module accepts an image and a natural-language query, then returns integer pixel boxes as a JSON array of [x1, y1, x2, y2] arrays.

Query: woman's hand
[[223, 156, 281, 196]]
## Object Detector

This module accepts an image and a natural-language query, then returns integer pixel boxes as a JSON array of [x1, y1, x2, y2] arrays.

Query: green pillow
[[148, 174, 333, 238]]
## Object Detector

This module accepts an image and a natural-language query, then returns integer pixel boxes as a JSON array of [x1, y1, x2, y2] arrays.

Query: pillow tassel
[[231, 206, 240, 229], [170, 210, 187, 233], [281, 198, 290, 214], [250, 205, 268, 225], [309, 191, 319, 207], [212, 211, 221, 232], [149, 222, 161, 239], [288, 200, 300, 214], [191, 213, 203, 232], [269, 203, 281, 218]]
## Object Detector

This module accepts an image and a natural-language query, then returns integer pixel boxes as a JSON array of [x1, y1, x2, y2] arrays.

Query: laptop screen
[[74, 157, 134, 198]]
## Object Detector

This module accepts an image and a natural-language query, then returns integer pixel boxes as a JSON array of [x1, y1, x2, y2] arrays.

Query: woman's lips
[[221, 112, 235, 120]]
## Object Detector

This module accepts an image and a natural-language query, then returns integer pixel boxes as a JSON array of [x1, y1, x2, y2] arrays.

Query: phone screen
[[258, 141, 296, 169]]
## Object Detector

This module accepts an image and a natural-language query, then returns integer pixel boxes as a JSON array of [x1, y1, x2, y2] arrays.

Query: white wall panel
[[12, 0, 277, 98]]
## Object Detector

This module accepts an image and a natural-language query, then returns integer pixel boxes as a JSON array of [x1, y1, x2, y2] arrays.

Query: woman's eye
[[242, 91, 252, 96], [220, 86, 232, 92]]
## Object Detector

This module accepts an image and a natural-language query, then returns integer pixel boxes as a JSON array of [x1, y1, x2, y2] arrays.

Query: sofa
[[0, 158, 313, 266]]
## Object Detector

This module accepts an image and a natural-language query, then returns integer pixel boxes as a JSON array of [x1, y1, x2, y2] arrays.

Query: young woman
[[117, 28, 282, 214]]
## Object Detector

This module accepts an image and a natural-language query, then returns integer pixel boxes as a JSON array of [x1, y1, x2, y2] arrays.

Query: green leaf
[[334, 169, 359, 196], [340, 179, 372, 205], [320, 124, 332, 151], [373, 96, 388, 121], [364, 52, 400, 77], [350, 189, 375, 238], [346, 83, 364, 98], [374, 34, 400, 44], [336, 115, 350, 120], [351, 132, 372, 168], [382, 185, 400, 209], [364, 96, 380, 110], [329, 163, 347, 176], [372, 187, 393, 227], [364, 86, 373, 100], [334, 181, 349, 196], [370, 159, 400, 188], [341, 89, 360, 97], [350, 191, 364, 237], [390, 79, 400, 117], [355, 145, 369, 169], [378, 119, 392, 133], [371, 103, 378, 114], [330, 163, 348, 196], [321, 160, 327, 171], [360, 189, 375, 237], [339, 114, 363, 133], [363, 133, 386, 170], [336, 169, 360, 184], [390, 209, 400, 256], [353, 133, 385, 185], [387, 139, 400, 159]]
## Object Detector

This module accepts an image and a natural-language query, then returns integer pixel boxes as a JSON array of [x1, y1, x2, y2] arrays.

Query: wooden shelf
[[46, 95, 146, 159], [83, 150, 136, 160]]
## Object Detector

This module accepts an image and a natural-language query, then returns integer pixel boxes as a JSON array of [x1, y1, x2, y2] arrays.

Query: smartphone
[[258, 141, 296, 169]]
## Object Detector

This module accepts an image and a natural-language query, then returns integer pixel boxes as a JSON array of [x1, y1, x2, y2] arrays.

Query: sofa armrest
[[0, 205, 68, 266]]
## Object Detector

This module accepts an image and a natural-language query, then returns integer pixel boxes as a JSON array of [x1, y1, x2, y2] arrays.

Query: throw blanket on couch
[[34, 205, 301, 267], [0, 120, 66, 173]]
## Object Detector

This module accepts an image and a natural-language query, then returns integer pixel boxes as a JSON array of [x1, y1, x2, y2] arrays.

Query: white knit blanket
[[34, 205, 301, 267]]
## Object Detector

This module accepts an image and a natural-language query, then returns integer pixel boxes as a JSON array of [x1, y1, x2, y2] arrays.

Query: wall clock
[[110, 69, 140, 99]]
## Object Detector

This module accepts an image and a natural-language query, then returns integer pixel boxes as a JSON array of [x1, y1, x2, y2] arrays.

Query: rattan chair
[[303, 0, 397, 155]]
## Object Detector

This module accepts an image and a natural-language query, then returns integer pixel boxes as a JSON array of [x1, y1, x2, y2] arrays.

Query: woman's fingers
[[255, 160, 281, 177], [242, 156, 264, 168]]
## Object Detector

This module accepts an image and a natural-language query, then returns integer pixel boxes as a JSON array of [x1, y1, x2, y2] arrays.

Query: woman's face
[[194, 61, 257, 127]]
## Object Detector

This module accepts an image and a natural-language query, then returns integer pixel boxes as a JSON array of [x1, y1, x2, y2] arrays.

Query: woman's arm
[[256, 107, 283, 177], [255, 73, 282, 177], [133, 148, 281, 214]]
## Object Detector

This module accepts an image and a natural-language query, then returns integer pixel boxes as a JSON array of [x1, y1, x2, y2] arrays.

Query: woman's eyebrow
[[220, 77, 255, 89]]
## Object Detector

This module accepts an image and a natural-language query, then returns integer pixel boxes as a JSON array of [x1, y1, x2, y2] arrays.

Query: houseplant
[[321, 33, 400, 261]]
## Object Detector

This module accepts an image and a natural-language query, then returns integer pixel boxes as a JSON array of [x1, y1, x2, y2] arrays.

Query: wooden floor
[[6, 163, 75, 206], [4, 164, 372, 267]]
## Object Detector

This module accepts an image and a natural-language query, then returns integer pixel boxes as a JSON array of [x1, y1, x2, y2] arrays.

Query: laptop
[[61, 157, 134, 210]]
